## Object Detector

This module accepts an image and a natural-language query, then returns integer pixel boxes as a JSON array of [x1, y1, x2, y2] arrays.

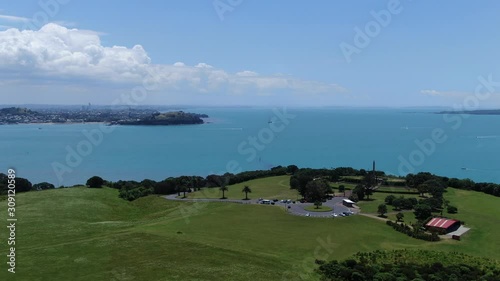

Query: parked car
[[261, 200, 271, 205], [305, 213, 310, 217], [331, 213, 338, 217], [272, 199, 279, 202]]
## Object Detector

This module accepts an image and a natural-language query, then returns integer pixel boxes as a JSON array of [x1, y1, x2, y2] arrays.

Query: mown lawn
[[183, 175, 300, 200], [0, 185, 499, 281]]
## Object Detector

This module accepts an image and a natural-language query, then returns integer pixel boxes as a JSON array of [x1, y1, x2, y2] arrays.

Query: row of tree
[[0, 173, 55, 195], [386, 220, 440, 242], [85, 175, 254, 201], [408, 172, 500, 197], [5, 165, 500, 203], [316, 250, 500, 280]]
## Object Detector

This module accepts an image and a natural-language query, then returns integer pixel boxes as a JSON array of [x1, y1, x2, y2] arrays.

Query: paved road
[[446, 226, 470, 237], [163, 194, 358, 218]]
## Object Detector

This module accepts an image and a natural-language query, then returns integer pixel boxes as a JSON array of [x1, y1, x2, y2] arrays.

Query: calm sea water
[[1, 108, 499, 186]]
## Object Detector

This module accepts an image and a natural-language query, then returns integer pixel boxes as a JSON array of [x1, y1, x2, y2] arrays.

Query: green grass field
[[183, 175, 300, 200], [0, 179, 499, 280]]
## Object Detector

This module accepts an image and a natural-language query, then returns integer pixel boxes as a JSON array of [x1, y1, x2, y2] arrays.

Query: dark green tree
[[304, 179, 329, 202], [314, 200, 323, 209], [86, 176, 104, 188], [416, 183, 430, 197], [338, 185, 346, 197], [377, 204, 388, 217], [181, 186, 188, 198], [385, 195, 396, 205], [365, 187, 373, 200], [414, 204, 432, 221], [353, 185, 365, 201], [290, 177, 300, 190], [13, 177, 33, 192], [392, 197, 403, 210], [396, 212, 404, 222], [286, 165, 299, 175], [140, 179, 157, 189], [33, 182, 55, 190]]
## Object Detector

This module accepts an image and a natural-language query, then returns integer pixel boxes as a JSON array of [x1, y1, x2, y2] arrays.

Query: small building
[[425, 217, 460, 234], [342, 199, 355, 207]]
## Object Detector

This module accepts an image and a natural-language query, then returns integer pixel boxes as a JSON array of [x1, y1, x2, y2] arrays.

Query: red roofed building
[[426, 217, 460, 234]]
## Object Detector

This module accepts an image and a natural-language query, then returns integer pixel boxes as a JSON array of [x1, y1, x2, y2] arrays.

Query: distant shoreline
[[436, 109, 500, 115], [0, 107, 209, 126]]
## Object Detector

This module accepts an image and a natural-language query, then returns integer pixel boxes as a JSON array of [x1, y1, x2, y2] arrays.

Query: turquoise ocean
[[1, 107, 499, 186]]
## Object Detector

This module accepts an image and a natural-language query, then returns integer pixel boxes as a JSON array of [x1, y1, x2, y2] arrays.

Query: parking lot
[[165, 194, 357, 218], [283, 197, 356, 217]]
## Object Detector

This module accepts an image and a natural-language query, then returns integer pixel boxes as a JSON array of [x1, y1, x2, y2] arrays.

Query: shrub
[[385, 195, 396, 205], [447, 205, 458, 214]]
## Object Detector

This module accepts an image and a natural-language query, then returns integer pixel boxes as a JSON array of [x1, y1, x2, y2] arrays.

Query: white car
[[305, 213, 310, 217], [332, 213, 338, 217]]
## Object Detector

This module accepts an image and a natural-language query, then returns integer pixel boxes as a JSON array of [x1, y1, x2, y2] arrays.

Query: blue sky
[[1, 0, 500, 107]]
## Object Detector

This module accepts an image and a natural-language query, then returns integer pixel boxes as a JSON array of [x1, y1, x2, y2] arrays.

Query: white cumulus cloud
[[0, 23, 346, 101]]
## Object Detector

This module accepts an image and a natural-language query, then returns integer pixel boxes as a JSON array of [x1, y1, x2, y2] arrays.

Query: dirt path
[[357, 213, 389, 222]]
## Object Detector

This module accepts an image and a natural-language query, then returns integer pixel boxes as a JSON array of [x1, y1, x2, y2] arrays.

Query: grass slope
[[0, 183, 499, 281]]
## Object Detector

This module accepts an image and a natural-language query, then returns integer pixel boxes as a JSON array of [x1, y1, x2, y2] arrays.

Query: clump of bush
[[385, 195, 418, 210], [447, 205, 458, 214], [119, 186, 154, 201], [386, 220, 440, 242], [317, 249, 500, 281]]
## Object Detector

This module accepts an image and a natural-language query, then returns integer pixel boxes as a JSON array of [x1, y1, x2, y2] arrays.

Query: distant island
[[437, 109, 500, 115], [0, 107, 208, 125]]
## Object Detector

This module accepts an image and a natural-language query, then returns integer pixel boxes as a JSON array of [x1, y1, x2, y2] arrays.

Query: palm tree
[[242, 185, 252, 200], [219, 184, 228, 199]]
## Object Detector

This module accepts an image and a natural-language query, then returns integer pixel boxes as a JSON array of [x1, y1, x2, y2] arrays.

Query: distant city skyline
[[1, 0, 500, 107]]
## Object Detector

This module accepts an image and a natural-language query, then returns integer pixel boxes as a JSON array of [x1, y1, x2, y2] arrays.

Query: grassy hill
[[0, 178, 499, 280]]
